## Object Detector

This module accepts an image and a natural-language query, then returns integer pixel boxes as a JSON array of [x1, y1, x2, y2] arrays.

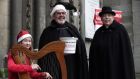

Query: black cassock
[[38, 20, 88, 79], [89, 20, 136, 79]]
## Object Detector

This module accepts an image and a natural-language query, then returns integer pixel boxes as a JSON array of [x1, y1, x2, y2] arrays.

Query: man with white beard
[[37, 2, 88, 79]]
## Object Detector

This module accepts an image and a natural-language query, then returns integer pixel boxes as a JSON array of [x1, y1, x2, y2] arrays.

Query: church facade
[[0, 0, 140, 78]]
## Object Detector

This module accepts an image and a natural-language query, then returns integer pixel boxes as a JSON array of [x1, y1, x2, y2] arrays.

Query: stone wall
[[132, 0, 140, 73], [0, 0, 9, 67]]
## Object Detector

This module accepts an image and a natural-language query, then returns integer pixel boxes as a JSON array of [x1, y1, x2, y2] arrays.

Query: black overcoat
[[38, 20, 88, 79], [89, 20, 136, 79]]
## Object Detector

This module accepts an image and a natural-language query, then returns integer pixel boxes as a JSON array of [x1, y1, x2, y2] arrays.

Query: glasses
[[55, 12, 66, 15]]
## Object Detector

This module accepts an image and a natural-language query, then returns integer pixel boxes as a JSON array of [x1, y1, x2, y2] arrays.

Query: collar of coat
[[102, 20, 120, 30]]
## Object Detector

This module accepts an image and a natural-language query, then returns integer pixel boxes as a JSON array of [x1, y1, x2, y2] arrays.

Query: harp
[[11, 41, 67, 79]]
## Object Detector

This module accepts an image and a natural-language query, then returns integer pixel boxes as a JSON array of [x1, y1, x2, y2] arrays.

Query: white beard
[[57, 19, 66, 24]]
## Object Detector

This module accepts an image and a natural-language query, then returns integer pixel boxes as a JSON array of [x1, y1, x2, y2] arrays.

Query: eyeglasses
[[55, 12, 66, 15]]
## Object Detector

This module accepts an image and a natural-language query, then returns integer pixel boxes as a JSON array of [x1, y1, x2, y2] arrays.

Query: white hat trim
[[50, 4, 67, 17], [18, 34, 32, 42]]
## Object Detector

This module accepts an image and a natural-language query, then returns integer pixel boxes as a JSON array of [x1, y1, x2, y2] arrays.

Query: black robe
[[89, 20, 136, 79], [38, 20, 88, 79]]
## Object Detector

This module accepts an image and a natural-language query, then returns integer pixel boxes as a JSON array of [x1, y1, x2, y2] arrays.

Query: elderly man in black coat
[[37, 2, 88, 79], [89, 6, 136, 79]]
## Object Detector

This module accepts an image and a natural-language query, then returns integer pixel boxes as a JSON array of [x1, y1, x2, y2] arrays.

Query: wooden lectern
[[11, 41, 67, 79]]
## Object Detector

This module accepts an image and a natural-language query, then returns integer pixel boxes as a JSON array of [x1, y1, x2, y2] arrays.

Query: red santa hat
[[17, 30, 32, 43]]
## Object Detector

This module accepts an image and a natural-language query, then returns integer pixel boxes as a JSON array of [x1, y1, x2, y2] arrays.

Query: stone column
[[9, 0, 22, 47], [80, 0, 85, 39], [72, 0, 80, 30], [0, 0, 10, 67], [132, 0, 140, 73], [33, 0, 47, 49], [46, 0, 54, 27]]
